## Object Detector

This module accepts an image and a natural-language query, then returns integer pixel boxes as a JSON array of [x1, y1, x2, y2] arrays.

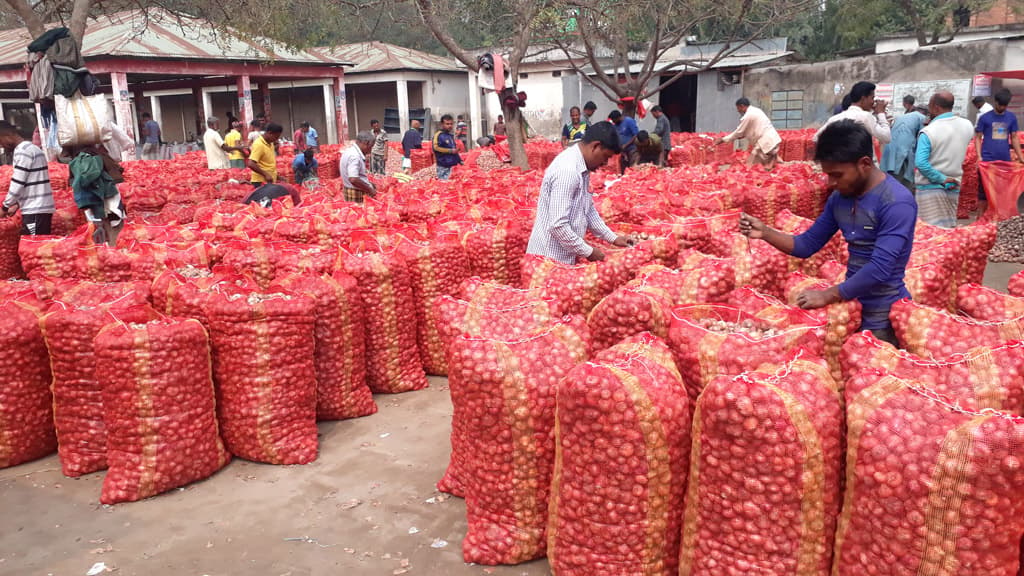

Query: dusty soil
[[2, 261, 1021, 576], [0, 378, 549, 576]]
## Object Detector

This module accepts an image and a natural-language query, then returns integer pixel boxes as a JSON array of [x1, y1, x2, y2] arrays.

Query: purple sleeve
[[791, 195, 840, 258], [837, 200, 917, 301]]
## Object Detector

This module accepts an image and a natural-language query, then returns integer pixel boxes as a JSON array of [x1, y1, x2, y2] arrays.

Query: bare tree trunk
[[69, 0, 92, 48], [3, 0, 45, 39], [503, 103, 529, 170]]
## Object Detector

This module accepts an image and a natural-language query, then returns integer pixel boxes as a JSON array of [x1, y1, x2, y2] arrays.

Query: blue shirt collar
[[933, 112, 954, 121]]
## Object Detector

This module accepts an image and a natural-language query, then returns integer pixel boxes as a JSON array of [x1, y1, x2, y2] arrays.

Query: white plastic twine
[[736, 349, 804, 386], [893, 374, 1024, 422], [671, 304, 823, 344]]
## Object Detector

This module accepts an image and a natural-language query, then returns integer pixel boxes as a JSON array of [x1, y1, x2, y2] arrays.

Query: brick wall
[[972, 0, 1023, 27]]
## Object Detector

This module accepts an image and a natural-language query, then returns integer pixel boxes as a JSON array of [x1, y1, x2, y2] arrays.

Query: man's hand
[[873, 99, 888, 114], [612, 234, 636, 248], [738, 212, 767, 239], [587, 246, 606, 262], [0, 206, 10, 218], [796, 287, 842, 310], [712, 137, 724, 146]]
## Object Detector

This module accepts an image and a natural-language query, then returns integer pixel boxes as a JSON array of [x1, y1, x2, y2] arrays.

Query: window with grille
[[770, 90, 804, 129]]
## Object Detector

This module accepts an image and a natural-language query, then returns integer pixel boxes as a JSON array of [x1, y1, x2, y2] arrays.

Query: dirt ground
[[2, 261, 1021, 576]]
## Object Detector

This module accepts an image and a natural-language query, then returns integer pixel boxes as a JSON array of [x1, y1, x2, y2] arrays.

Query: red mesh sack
[[94, 317, 231, 504], [587, 278, 675, 352], [218, 239, 280, 289], [273, 244, 338, 277], [433, 295, 562, 496], [275, 273, 376, 421], [958, 221, 997, 286], [548, 334, 690, 576], [205, 288, 318, 465], [679, 356, 842, 576], [730, 234, 789, 299], [128, 242, 214, 281], [397, 235, 471, 376], [667, 304, 826, 406], [1011, 270, 1024, 298], [979, 160, 1024, 221], [775, 209, 846, 277], [521, 247, 654, 316], [343, 251, 428, 394], [958, 145, 979, 218], [150, 268, 258, 329], [0, 216, 24, 279], [669, 254, 737, 303], [76, 244, 134, 282], [0, 301, 55, 469], [19, 234, 83, 281], [834, 373, 1024, 575], [957, 283, 1024, 321], [41, 299, 154, 477], [448, 316, 589, 564], [891, 298, 1024, 357], [459, 276, 564, 314], [840, 331, 1024, 415], [782, 272, 862, 381]]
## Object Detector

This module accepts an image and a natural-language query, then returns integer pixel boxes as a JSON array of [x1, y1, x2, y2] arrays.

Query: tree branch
[[3, 0, 45, 38], [412, 0, 480, 71]]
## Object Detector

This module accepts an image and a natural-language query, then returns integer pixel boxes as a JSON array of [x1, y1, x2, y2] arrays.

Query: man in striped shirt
[[0, 121, 54, 235], [527, 121, 634, 263]]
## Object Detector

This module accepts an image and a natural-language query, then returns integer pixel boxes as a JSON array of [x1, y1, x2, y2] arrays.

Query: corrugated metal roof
[[0, 9, 348, 68], [313, 41, 462, 73]]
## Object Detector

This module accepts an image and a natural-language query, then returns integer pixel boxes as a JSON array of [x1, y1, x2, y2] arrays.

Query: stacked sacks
[[343, 250, 428, 394], [205, 286, 318, 465], [890, 299, 1024, 357], [447, 316, 589, 564], [94, 316, 231, 503], [548, 334, 690, 576], [835, 372, 1024, 575], [0, 297, 55, 468], [679, 356, 842, 576], [667, 304, 826, 406], [840, 331, 1024, 414], [40, 286, 152, 476]]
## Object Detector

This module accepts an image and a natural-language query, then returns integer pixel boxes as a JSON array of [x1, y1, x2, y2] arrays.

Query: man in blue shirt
[[292, 149, 319, 185], [739, 119, 917, 346], [880, 95, 926, 190], [975, 88, 1024, 209], [609, 110, 639, 173]]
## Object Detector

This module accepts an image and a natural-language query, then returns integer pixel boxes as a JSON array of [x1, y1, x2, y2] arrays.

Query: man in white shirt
[[104, 122, 136, 162], [972, 96, 994, 126], [339, 131, 377, 203], [526, 121, 634, 264], [814, 81, 891, 159], [714, 97, 782, 170], [203, 117, 240, 170]]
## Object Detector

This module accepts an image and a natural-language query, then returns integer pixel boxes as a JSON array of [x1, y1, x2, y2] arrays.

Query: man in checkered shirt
[[527, 121, 634, 264]]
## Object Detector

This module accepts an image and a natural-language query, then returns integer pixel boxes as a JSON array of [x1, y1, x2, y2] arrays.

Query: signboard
[[875, 83, 894, 104], [973, 74, 992, 97], [892, 79, 972, 117]]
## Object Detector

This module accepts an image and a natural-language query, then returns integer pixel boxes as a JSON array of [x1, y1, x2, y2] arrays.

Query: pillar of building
[[259, 81, 272, 122], [191, 85, 204, 141], [111, 71, 137, 160], [333, 73, 349, 145], [237, 75, 253, 138], [467, 71, 482, 149], [149, 95, 163, 133], [201, 88, 214, 127], [396, 78, 410, 134]]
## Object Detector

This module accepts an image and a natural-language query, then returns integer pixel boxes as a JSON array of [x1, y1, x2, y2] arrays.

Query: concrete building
[[744, 36, 1024, 129], [312, 42, 469, 139], [0, 10, 352, 157], [481, 38, 795, 140]]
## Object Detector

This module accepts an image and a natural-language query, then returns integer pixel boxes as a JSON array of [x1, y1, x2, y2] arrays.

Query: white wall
[[695, 71, 743, 133], [422, 71, 470, 124]]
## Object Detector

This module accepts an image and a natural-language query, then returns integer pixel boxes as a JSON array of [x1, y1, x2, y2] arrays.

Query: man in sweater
[[714, 97, 782, 170], [814, 81, 891, 159], [740, 120, 916, 346], [972, 96, 994, 126], [0, 122, 54, 235], [651, 105, 672, 167], [915, 91, 975, 228]]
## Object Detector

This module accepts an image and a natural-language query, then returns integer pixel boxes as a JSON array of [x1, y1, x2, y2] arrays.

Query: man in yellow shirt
[[248, 123, 282, 186], [224, 121, 246, 169]]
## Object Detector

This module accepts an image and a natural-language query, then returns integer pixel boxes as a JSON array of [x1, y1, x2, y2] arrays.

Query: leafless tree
[[408, 0, 549, 169], [549, 0, 815, 116]]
